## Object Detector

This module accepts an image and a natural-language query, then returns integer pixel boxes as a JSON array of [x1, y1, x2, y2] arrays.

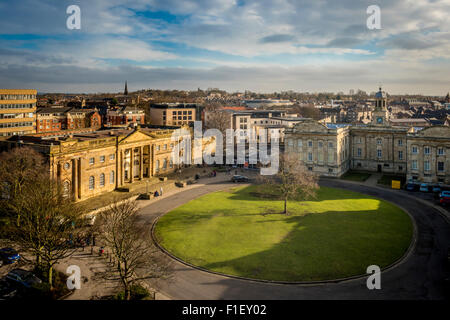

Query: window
[[328, 142, 333, 148], [89, 176, 95, 190], [398, 139, 403, 146], [297, 140, 302, 147], [287, 139, 293, 146], [308, 152, 313, 161], [163, 159, 167, 169], [89, 157, 95, 165], [412, 146, 418, 154], [424, 146, 430, 155], [398, 151, 403, 160], [318, 141, 323, 148], [169, 159, 173, 168], [438, 147, 445, 156], [156, 145, 160, 151], [110, 171, 115, 184], [438, 162, 444, 172], [412, 160, 418, 170], [156, 160, 160, 172], [357, 148, 362, 157], [308, 167, 313, 171], [100, 155, 105, 163], [377, 138, 382, 145], [328, 168, 333, 173], [163, 144, 167, 150], [110, 154, 115, 160], [308, 140, 313, 147], [377, 149, 382, 158], [100, 173, 105, 187], [63, 181, 70, 196], [424, 161, 430, 171]]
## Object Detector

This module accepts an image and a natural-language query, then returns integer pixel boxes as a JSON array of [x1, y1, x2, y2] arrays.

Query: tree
[[264, 153, 319, 215], [0, 147, 47, 226], [8, 172, 85, 287], [98, 200, 169, 300], [293, 105, 322, 120]]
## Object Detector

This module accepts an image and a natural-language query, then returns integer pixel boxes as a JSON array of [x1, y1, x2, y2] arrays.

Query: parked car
[[5, 269, 42, 288], [0, 248, 20, 267], [439, 191, 450, 206], [419, 183, 430, 192], [405, 183, 419, 192], [231, 175, 249, 183], [432, 184, 442, 193]]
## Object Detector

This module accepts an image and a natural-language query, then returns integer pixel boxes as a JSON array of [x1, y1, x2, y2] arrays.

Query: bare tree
[[98, 200, 169, 300], [0, 147, 47, 226], [9, 173, 85, 287], [204, 108, 232, 134], [264, 153, 319, 215]]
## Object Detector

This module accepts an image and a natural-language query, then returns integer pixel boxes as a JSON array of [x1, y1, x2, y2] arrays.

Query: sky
[[0, 0, 449, 95]]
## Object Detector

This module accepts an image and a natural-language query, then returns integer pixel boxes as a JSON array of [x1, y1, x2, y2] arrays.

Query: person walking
[[160, 186, 163, 196]]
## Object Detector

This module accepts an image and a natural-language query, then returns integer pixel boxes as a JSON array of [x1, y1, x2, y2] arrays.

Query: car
[[0, 248, 20, 267], [231, 175, 249, 183], [419, 183, 430, 192], [0, 280, 18, 300], [439, 191, 450, 205], [405, 183, 419, 192], [5, 269, 42, 288], [432, 185, 442, 193]]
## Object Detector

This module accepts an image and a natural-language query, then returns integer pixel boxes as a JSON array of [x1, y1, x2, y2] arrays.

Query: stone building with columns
[[285, 87, 450, 184], [0, 126, 208, 201]]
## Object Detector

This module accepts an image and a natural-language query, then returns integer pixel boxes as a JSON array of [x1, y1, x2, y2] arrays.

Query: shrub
[[113, 284, 152, 300]]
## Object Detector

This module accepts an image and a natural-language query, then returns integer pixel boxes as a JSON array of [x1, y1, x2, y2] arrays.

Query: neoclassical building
[[285, 88, 450, 184], [0, 126, 212, 201]]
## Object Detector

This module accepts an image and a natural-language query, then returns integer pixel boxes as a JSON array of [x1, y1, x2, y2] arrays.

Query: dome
[[375, 87, 387, 99]]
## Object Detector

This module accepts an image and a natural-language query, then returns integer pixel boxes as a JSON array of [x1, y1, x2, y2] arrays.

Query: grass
[[341, 171, 372, 182], [154, 186, 413, 282]]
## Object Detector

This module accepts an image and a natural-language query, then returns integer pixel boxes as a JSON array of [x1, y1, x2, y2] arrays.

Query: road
[[137, 176, 450, 300]]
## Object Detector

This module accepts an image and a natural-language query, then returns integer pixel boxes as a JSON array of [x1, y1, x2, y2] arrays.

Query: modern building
[[149, 103, 196, 126], [0, 89, 37, 137]]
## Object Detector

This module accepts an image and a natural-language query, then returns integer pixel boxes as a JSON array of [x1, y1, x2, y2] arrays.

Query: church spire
[[124, 81, 128, 95]]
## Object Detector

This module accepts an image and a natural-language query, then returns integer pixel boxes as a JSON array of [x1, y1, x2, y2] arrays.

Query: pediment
[[119, 130, 153, 145], [416, 126, 450, 138], [293, 120, 329, 133]]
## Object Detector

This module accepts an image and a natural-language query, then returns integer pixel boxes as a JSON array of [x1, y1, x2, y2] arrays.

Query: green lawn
[[341, 171, 372, 182], [154, 186, 413, 282]]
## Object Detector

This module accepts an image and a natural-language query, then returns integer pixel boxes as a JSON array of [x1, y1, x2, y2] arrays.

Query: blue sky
[[0, 0, 449, 95]]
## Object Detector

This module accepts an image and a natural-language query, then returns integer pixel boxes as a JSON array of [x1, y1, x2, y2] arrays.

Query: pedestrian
[[154, 190, 159, 197], [160, 186, 163, 196], [92, 235, 96, 246]]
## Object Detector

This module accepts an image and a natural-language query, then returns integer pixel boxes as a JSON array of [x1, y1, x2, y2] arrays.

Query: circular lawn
[[154, 186, 413, 282]]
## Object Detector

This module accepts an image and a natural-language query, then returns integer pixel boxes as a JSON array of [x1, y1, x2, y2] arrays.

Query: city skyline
[[0, 0, 450, 95]]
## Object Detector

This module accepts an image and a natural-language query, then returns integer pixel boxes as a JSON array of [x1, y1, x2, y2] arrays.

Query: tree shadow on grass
[[199, 208, 412, 282]]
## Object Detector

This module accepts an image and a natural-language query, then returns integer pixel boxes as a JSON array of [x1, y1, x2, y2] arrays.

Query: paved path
[[138, 176, 450, 300]]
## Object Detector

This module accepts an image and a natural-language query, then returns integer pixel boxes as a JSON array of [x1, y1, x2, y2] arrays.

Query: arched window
[[89, 176, 95, 190], [110, 171, 115, 184], [63, 181, 70, 196], [100, 173, 105, 187]]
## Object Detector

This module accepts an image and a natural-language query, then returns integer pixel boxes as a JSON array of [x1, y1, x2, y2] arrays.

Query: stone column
[[130, 148, 134, 183], [72, 158, 78, 200], [77, 158, 82, 200], [139, 146, 144, 179]]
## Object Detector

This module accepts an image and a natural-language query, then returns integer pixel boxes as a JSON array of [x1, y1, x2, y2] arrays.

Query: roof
[[37, 107, 72, 114]]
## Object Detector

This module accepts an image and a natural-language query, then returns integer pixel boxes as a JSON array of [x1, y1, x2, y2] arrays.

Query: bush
[[113, 284, 153, 300]]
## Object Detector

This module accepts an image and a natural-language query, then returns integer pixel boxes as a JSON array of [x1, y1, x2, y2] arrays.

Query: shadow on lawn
[[201, 208, 411, 282]]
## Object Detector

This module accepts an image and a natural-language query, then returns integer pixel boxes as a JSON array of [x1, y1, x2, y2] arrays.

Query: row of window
[[411, 160, 445, 172], [411, 146, 446, 155], [0, 113, 34, 119], [88, 171, 115, 190], [0, 95, 36, 100], [155, 158, 173, 172], [0, 122, 34, 128], [89, 154, 115, 165], [288, 139, 334, 149], [0, 103, 36, 109]]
